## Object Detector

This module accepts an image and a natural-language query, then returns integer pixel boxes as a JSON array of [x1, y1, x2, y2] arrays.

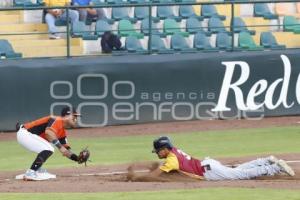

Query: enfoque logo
[[50, 71, 266, 127]]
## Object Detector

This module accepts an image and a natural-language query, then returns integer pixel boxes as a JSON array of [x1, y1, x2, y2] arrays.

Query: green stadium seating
[[283, 16, 300, 33], [163, 18, 189, 36], [238, 31, 264, 50], [118, 19, 144, 38]]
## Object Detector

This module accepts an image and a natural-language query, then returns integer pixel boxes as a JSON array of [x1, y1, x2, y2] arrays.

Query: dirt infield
[[0, 154, 300, 192], [0, 116, 300, 192]]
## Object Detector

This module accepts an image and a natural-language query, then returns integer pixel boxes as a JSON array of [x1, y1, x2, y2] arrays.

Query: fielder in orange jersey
[[16, 106, 82, 181], [127, 136, 295, 182]]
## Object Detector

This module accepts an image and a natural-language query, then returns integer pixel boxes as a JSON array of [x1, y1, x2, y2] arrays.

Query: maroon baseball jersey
[[160, 147, 204, 176]]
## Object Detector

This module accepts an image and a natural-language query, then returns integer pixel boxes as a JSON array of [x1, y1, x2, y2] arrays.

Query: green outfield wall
[[1, 50, 300, 131]]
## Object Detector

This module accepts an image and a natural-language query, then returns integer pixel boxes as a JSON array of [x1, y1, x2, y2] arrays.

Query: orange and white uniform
[[17, 116, 70, 154]]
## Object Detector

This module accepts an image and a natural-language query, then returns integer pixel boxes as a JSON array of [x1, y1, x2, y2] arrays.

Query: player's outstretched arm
[[45, 129, 77, 161], [127, 166, 172, 182]]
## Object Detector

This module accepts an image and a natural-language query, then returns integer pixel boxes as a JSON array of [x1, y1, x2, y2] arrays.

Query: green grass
[[0, 126, 300, 171], [1, 188, 300, 200]]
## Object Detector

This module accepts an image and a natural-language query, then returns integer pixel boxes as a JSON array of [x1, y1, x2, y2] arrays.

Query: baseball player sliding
[[16, 106, 89, 181], [128, 136, 295, 181]]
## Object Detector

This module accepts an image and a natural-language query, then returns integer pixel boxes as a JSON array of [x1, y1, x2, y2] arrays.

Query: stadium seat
[[95, 19, 113, 37], [14, 0, 44, 7], [118, 19, 144, 38], [134, 6, 149, 20], [163, 18, 189, 36], [170, 33, 194, 52], [141, 19, 162, 36], [129, 0, 149, 3], [193, 32, 217, 51], [112, 7, 136, 22], [71, 21, 98, 40], [0, 39, 22, 58], [106, 0, 126, 4], [232, 17, 255, 35], [208, 17, 228, 33], [150, 35, 172, 53], [216, 32, 232, 50], [254, 3, 278, 19], [179, 5, 203, 20], [186, 17, 205, 34], [238, 31, 264, 50], [201, 5, 226, 20], [260, 32, 286, 49], [283, 16, 300, 33], [125, 36, 146, 53], [157, 6, 181, 21], [90, 0, 104, 5]]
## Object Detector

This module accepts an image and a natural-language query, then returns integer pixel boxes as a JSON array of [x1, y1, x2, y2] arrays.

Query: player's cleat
[[23, 169, 45, 181], [37, 168, 56, 179], [277, 160, 295, 176], [267, 155, 279, 164]]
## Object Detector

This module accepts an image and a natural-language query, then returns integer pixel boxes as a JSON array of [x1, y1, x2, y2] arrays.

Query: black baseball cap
[[61, 106, 81, 117]]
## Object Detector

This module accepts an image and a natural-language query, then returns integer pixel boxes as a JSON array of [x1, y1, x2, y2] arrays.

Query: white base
[[15, 173, 57, 180]]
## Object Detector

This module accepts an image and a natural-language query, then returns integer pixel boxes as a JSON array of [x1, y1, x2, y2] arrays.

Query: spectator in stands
[[44, 0, 79, 39], [72, 0, 106, 22]]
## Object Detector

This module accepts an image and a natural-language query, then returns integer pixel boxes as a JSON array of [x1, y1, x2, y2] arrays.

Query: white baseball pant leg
[[202, 158, 281, 181], [236, 157, 272, 169], [17, 127, 54, 153]]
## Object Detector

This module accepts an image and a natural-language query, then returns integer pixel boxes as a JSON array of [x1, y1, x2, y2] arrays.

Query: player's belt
[[201, 164, 211, 172], [16, 123, 25, 131]]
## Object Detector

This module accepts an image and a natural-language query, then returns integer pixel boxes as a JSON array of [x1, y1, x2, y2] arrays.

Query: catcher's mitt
[[78, 147, 90, 166]]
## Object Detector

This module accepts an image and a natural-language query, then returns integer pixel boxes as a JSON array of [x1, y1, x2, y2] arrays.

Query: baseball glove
[[78, 147, 90, 166]]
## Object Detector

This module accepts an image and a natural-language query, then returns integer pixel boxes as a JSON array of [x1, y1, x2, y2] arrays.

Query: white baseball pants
[[17, 126, 54, 153], [202, 158, 281, 181]]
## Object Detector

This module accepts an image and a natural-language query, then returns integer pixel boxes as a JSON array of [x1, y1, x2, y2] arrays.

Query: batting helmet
[[152, 136, 173, 153]]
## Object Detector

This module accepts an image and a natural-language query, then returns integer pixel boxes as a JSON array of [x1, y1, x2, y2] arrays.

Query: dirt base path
[[0, 154, 299, 192]]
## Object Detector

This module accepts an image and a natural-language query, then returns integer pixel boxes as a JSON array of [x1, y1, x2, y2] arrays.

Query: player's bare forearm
[[127, 166, 171, 182], [45, 129, 72, 157]]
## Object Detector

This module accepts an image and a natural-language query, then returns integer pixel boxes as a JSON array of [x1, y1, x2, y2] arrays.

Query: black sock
[[30, 150, 53, 171]]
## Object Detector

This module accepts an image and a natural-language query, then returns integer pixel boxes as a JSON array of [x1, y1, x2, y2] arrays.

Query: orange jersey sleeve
[[46, 117, 66, 139]]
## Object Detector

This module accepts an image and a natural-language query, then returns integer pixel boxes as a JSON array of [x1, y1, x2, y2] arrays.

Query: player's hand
[[59, 146, 71, 157], [127, 166, 136, 181]]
